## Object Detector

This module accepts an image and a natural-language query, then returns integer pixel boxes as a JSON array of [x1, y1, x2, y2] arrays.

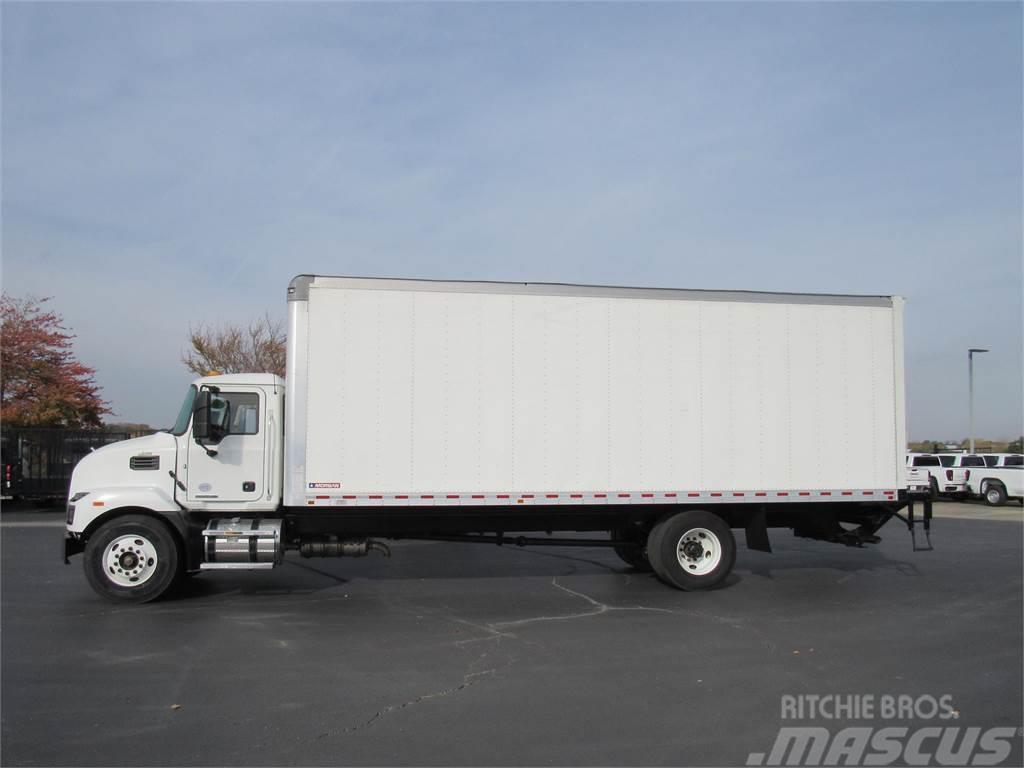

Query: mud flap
[[63, 534, 84, 564], [745, 508, 772, 553]]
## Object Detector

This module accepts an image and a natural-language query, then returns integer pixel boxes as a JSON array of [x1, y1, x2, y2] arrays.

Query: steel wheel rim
[[986, 487, 1001, 504], [103, 534, 158, 587], [676, 527, 722, 575]]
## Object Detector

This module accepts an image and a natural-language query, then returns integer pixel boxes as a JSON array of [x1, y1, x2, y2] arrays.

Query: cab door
[[186, 389, 265, 505]]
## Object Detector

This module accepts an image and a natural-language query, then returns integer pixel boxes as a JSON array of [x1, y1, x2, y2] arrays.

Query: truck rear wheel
[[83, 515, 181, 603], [983, 483, 1007, 507], [646, 510, 736, 590]]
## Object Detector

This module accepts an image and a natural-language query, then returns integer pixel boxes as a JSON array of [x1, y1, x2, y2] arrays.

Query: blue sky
[[2, 2, 1021, 440]]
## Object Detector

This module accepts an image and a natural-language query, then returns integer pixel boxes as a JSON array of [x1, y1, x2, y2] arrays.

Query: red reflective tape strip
[[306, 489, 890, 503]]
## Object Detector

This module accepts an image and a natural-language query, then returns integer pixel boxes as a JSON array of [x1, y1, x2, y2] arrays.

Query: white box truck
[[64, 275, 928, 603]]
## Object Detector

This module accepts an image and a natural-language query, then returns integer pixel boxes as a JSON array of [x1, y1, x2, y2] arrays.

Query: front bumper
[[64, 533, 84, 564]]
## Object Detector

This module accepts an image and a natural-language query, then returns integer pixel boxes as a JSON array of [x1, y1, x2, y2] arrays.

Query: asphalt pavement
[[2, 502, 1021, 766]]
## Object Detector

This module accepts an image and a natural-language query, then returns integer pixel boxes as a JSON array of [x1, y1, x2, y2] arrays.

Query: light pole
[[968, 348, 989, 454]]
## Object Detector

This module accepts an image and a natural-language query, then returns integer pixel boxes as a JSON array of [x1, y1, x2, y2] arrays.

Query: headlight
[[67, 493, 88, 526]]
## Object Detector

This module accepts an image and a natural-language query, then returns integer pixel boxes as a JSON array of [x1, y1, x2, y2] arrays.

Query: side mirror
[[193, 390, 212, 441], [193, 390, 229, 445]]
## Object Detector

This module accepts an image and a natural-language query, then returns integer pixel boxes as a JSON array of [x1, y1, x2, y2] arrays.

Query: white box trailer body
[[65, 275, 923, 603], [285, 276, 906, 507]]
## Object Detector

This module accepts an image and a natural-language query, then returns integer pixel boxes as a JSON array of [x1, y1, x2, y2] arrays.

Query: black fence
[[1, 428, 139, 501]]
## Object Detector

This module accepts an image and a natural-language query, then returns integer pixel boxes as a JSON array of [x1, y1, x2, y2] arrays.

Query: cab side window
[[212, 392, 260, 436]]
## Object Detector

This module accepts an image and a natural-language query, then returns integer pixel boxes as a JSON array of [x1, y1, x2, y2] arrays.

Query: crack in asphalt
[[336, 666, 498, 735], [491, 577, 675, 629], [324, 573, 811, 737]]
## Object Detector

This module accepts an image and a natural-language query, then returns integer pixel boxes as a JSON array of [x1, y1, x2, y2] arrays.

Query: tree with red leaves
[[0, 294, 111, 427]]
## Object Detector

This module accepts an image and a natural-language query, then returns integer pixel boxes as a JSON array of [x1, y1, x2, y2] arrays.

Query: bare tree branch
[[182, 314, 286, 378]]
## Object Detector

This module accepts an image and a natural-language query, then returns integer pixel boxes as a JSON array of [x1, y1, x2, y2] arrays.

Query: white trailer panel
[[285, 277, 904, 505]]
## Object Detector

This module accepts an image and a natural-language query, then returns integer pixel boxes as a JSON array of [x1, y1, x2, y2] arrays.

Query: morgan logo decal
[[308, 482, 341, 489]]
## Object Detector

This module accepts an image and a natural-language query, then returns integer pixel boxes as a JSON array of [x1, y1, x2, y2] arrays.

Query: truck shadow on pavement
[[164, 537, 922, 603]]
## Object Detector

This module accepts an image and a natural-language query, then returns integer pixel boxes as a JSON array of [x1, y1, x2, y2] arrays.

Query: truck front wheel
[[647, 510, 736, 590], [83, 515, 181, 603]]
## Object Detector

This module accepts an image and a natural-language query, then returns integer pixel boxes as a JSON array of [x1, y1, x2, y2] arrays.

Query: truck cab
[[65, 374, 284, 565], [981, 453, 1023, 468]]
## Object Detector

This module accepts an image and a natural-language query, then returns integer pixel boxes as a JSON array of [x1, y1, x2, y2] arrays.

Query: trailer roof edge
[[295, 275, 895, 308]]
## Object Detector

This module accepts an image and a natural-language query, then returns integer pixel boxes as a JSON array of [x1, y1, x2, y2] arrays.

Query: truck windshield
[[170, 386, 197, 436]]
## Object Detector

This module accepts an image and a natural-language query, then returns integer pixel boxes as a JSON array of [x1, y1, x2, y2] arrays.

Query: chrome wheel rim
[[103, 535, 158, 587], [676, 527, 722, 576]]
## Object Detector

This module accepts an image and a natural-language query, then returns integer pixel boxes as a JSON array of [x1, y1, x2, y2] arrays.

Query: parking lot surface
[[2, 503, 1022, 766]]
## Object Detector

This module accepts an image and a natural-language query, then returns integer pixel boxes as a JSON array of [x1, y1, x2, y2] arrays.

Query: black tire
[[611, 527, 653, 572], [646, 510, 736, 591], [983, 482, 1007, 507], [83, 515, 181, 603]]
